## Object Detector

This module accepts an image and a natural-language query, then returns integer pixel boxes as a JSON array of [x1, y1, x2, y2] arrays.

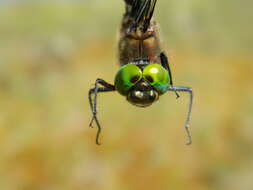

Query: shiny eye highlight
[[143, 64, 170, 94], [114, 64, 142, 95]]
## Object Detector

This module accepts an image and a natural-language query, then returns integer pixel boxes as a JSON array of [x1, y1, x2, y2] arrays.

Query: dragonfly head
[[114, 63, 170, 107]]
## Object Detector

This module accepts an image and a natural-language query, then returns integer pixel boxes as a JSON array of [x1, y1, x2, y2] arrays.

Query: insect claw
[[185, 123, 192, 145], [186, 138, 192, 145], [175, 91, 180, 99], [89, 117, 95, 128]]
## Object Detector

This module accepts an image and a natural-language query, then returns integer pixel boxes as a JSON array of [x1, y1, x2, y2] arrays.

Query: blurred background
[[0, 0, 253, 189]]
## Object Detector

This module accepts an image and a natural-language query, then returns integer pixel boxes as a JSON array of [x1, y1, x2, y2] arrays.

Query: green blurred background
[[0, 1, 253, 190]]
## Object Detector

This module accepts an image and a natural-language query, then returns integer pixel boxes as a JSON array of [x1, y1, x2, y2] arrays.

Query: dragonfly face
[[114, 62, 170, 107], [126, 80, 158, 107]]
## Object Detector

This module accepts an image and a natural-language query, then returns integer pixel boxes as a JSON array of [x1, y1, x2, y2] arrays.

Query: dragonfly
[[88, 0, 193, 145]]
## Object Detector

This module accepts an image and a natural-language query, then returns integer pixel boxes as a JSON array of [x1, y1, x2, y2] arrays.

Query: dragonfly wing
[[124, 0, 157, 32]]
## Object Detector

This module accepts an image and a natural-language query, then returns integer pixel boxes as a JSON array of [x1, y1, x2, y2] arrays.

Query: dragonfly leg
[[88, 79, 115, 145], [160, 52, 180, 99], [168, 86, 193, 145]]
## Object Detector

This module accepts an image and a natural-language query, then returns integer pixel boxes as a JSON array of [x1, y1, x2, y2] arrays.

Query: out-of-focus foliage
[[0, 1, 253, 190]]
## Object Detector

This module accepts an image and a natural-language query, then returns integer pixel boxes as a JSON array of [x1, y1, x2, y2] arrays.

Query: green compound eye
[[114, 64, 142, 95], [143, 64, 170, 94]]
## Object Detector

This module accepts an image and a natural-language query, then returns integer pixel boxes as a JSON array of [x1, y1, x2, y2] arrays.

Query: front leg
[[160, 52, 180, 98], [88, 78, 115, 145], [168, 86, 193, 145]]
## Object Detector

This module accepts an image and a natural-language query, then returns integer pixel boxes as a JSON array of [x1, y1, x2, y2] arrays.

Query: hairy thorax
[[118, 19, 162, 66]]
